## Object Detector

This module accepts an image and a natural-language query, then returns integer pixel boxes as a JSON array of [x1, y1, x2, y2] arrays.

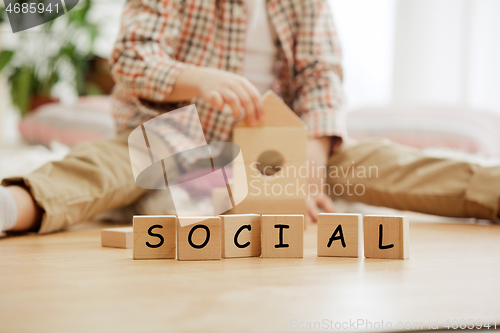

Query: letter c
[[234, 224, 251, 248]]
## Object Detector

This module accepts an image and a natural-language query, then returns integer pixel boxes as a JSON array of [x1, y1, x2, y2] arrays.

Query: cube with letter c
[[221, 214, 261, 258]]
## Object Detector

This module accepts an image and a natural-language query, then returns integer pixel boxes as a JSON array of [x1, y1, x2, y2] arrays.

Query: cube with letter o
[[177, 217, 221, 261]]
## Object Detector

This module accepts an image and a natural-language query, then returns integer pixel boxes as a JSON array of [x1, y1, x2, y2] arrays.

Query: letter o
[[188, 225, 210, 249]]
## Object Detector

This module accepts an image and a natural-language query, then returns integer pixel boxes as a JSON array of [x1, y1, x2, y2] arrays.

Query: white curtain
[[329, 0, 396, 109], [330, 0, 500, 114]]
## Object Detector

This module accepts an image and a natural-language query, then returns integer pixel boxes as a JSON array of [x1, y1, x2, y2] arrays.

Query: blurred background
[[332, 0, 500, 111], [1, 0, 500, 175]]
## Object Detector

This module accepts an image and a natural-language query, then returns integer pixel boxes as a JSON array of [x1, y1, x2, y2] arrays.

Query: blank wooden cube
[[364, 215, 409, 259], [261, 215, 303, 258], [101, 227, 133, 249], [317, 213, 362, 258], [177, 217, 221, 261], [133, 215, 176, 260], [220, 214, 261, 258]]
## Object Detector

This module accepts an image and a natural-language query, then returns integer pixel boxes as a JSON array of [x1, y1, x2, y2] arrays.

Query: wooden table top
[[1, 220, 499, 333]]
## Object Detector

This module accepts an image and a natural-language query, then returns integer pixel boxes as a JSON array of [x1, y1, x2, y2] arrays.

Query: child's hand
[[196, 67, 264, 125], [167, 67, 264, 125], [307, 194, 335, 223]]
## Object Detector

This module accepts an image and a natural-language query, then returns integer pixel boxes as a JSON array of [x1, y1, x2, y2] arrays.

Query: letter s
[[146, 225, 164, 248]]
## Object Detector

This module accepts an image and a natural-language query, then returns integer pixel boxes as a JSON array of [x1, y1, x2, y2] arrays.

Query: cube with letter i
[[220, 214, 261, 258], [133, 215, 177, 260], [261, 215, 303, 258], [363, 215, 409, 259], [317, 213, 362, 258]]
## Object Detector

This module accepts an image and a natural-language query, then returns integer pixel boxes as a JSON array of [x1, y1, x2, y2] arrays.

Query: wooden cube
[[317, 213, 362, 258], [363, 215, 409, 259], [101, 227, 133, 249], [177, 217, 221, 261], [261, 215, 303, 258], [220, 214, 261, 258], [133, 215, 177, 260]]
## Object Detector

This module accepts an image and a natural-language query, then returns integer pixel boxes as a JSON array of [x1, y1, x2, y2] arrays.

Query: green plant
[[0, 7, 5, 24], [0, 0, 99, 115]]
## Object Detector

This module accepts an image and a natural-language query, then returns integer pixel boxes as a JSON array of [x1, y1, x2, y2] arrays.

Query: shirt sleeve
[[292, 0, 347, 141], [109, 0, 193, 103]]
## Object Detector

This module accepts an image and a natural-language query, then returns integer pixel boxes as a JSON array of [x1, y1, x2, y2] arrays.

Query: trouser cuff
[[465, 165, 500, 223]]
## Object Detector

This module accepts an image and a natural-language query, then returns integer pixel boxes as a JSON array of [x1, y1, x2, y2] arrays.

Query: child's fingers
[[221, 89, 242, 119], [233, 85, 257, 126], [241, 80, 264, 121], [317, 194, 335, 213], [207, 91, 224, 110], [307, 199, 320, 223]]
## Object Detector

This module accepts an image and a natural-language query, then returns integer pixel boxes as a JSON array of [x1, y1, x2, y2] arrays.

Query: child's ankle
[[0, 186, 18, 232], [4, 186, 42, 232]]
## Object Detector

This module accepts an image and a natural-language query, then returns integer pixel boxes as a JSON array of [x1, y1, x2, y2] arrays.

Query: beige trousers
[[3, 132, 500, 233]]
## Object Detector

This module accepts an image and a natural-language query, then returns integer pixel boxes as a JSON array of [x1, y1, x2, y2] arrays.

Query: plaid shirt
[[110, 0, 346, 147]]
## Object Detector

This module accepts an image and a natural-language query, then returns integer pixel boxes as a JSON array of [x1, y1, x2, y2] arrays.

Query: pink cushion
[[347, 106, 500, 158], [19, 97, 115, 147]]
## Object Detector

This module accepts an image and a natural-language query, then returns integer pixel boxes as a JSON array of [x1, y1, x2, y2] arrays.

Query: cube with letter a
[[317, 213, 362, 258]]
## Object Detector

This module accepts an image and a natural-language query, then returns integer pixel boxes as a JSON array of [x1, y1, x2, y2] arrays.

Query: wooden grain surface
[[1, 220, 500, 333]]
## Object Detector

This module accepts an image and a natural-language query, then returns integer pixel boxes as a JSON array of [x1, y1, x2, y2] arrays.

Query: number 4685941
[[6, 2, 59, 14]]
